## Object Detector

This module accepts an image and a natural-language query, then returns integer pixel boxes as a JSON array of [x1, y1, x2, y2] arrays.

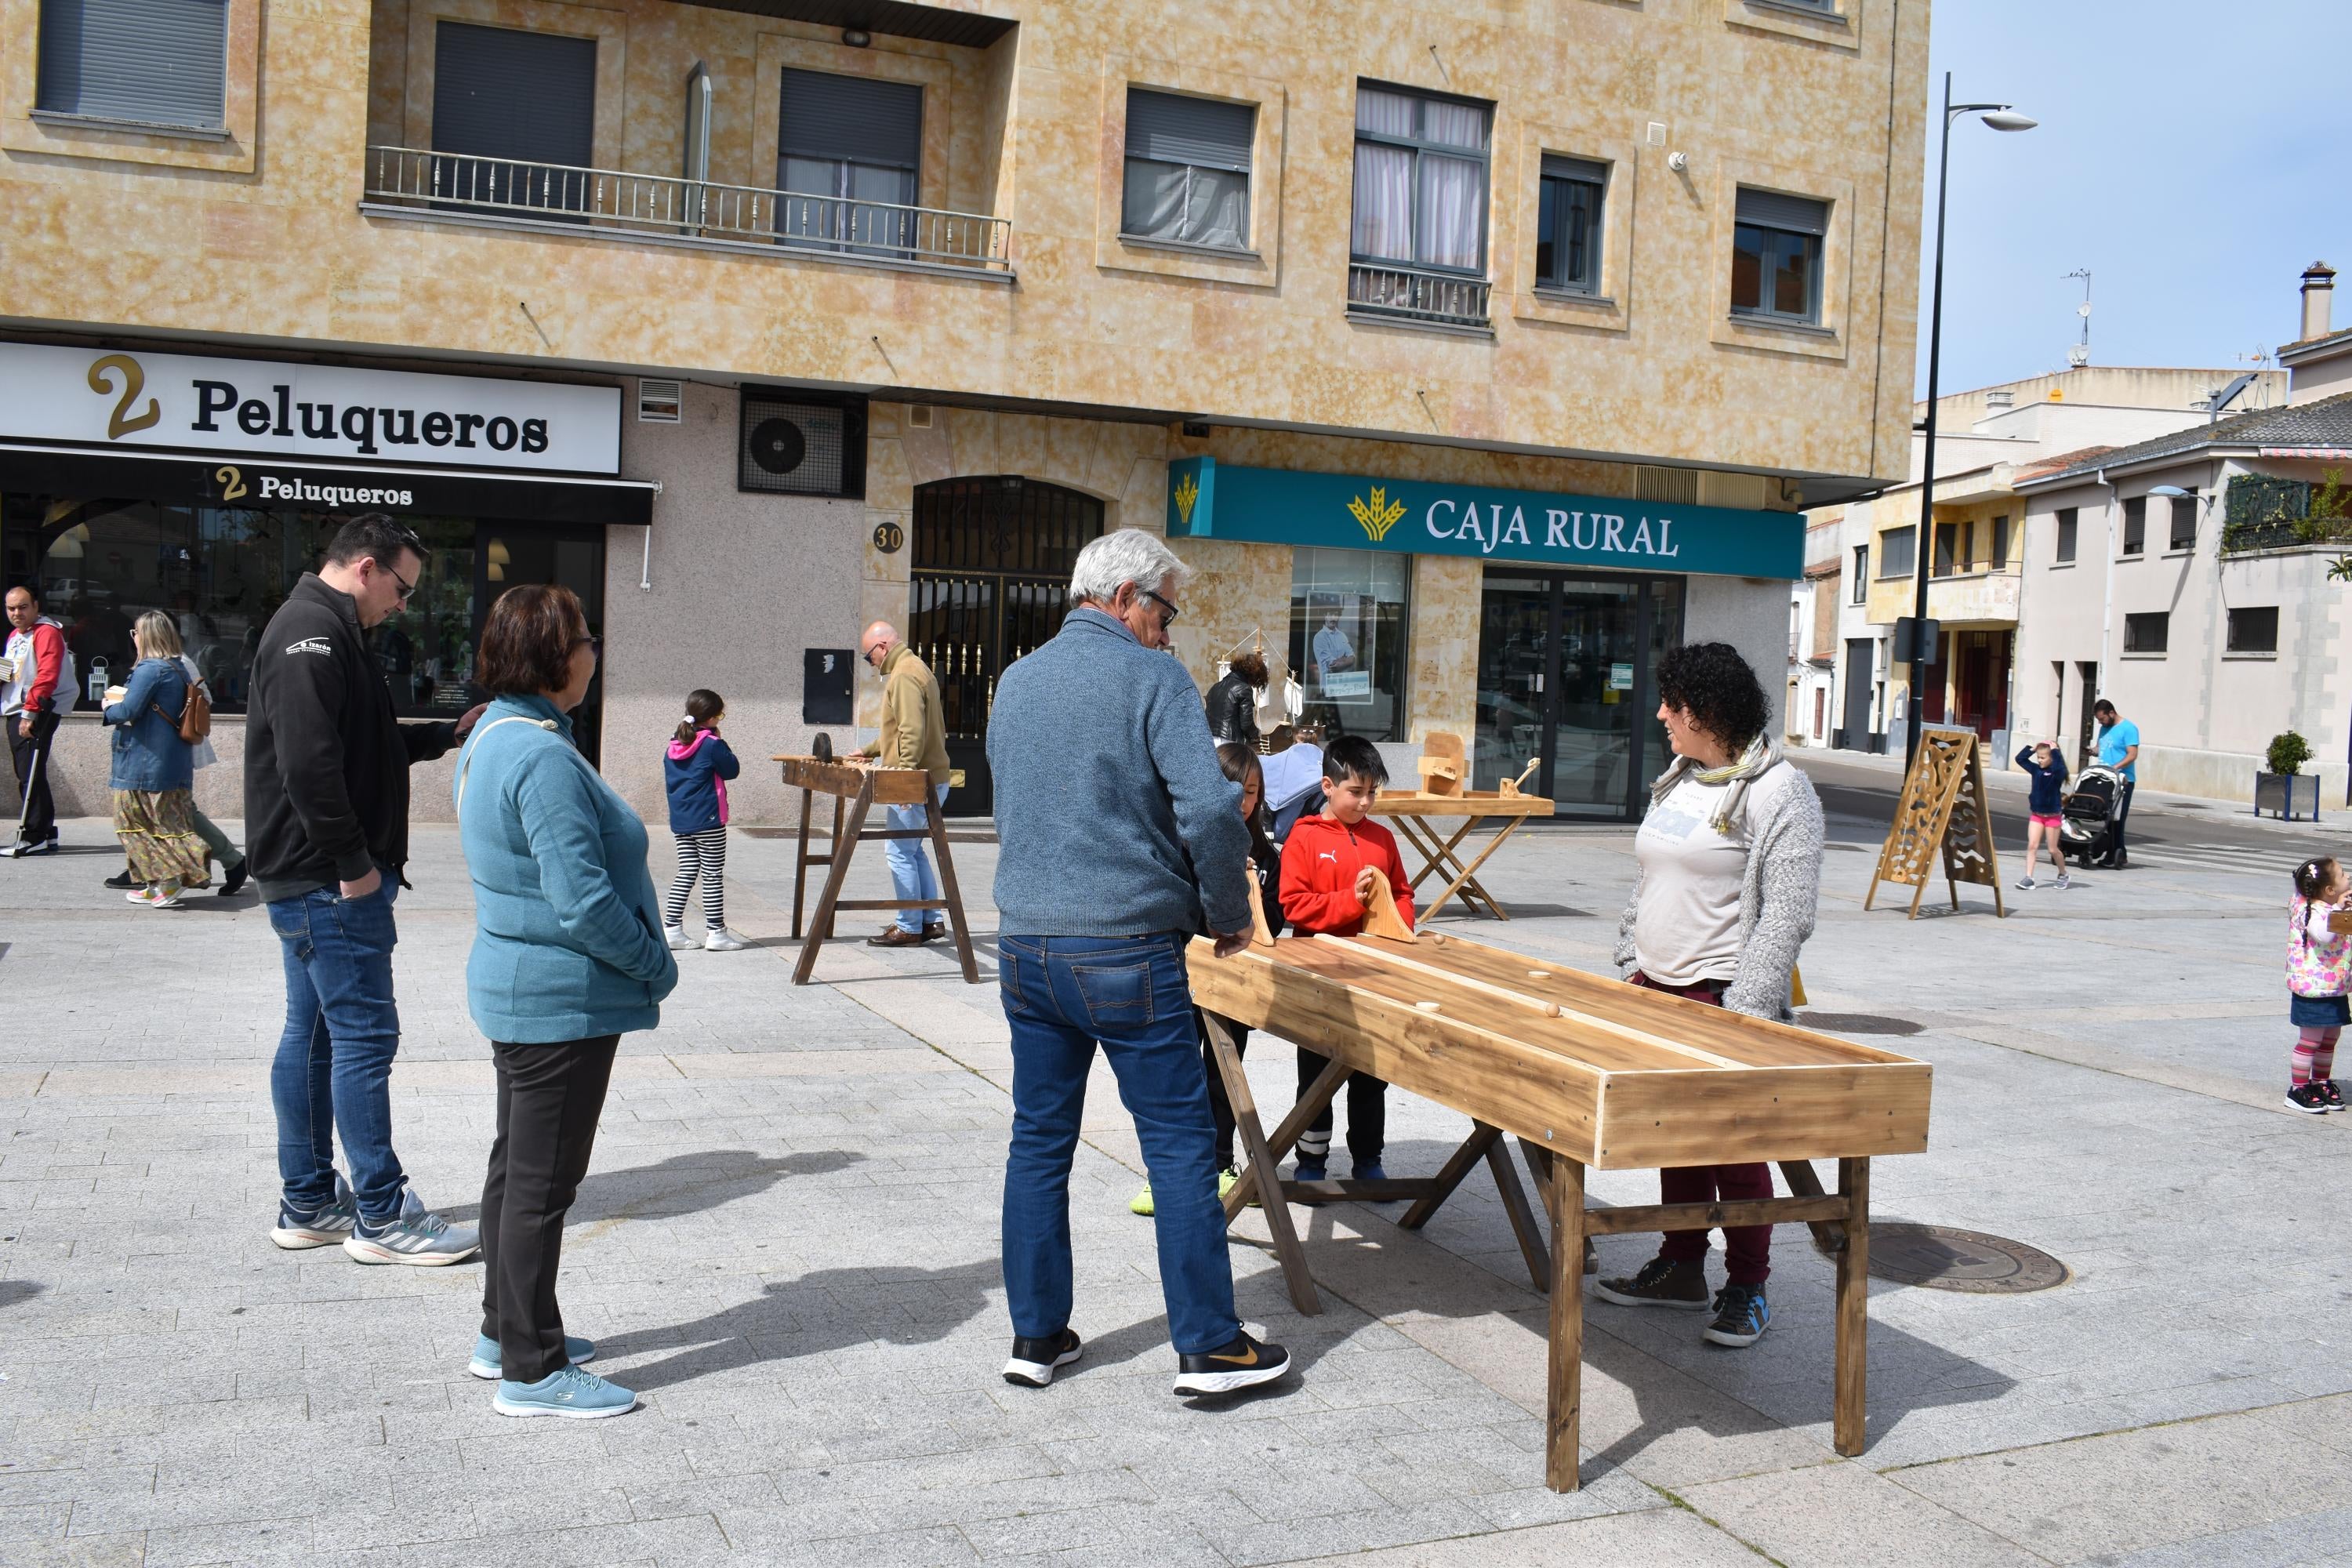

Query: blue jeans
[[267, 876, 406, 1221], [999, 932, 1239, 1356], [885, 782, 950, 932]]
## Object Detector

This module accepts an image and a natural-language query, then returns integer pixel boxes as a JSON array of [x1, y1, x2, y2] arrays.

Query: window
[[2123, 612, 2169, 654], [430, 24, 597, 219], [1878, 525, 1915, 578], [1122, 89, 1254, 250], [1731, 188, 1828, 325], [2122, 495, 2146, 555], [1851, 545, 1868, 602], [2227, 606, 2279, 654], [36, 0, 227, 130], [1534, 155, 1606, 294], [1991, 514, 2011, 568], [2055, 507, 2078, 563], [1290, 546, 1410, 742], [2169, 490, 2199, 551], [777, 68, 924, 252], [1348, 84, 1492, 325]]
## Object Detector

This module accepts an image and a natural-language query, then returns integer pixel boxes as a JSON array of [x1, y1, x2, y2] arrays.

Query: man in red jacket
[[3, 586, 71, 857], [1278, 735, 1412, 1184]]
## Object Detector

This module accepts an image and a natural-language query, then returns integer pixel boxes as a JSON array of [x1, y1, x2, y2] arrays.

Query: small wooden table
[[1368, 790, 1557, 926], [775, 756, 978, 985], [1185, 929, 1931, 1492]]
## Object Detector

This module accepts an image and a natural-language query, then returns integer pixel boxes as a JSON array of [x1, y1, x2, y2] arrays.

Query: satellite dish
[[2067, 344, 2090, 368], [749, 416, 807, 475], [2076, 303, 2092, 318]]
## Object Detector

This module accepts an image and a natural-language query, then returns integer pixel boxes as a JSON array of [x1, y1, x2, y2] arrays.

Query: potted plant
[[2256, 730, 2320, 822]]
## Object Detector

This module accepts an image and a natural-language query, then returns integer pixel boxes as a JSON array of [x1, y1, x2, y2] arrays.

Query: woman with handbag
[[101, 611, 208, 908]]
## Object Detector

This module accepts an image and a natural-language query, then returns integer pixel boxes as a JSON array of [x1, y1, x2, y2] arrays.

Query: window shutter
[[431, 23, 597, 167], [37, 0, 227, 129], [779, 69, 923, 169], [1735, 187, 1828, 234], [1541, 154, 1607, 185], [1127, 89, 1254, 173]]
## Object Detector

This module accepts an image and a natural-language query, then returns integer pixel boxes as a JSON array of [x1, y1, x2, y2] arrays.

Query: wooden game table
[[1185, 928, 1931, 1491], [775, 755, 978, 985], [1367, 789, 1557, 926]]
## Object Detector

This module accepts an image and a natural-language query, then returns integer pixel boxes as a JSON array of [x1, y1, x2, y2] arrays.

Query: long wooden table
[[1185, 929, 1932, 1491], [1367, 789, 1557, 925], [775, 756, 978, 985]]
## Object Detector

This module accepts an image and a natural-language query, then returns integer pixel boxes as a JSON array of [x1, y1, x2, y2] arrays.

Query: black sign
[[804, 648, 854, 725], [872, 520, 904, 554]]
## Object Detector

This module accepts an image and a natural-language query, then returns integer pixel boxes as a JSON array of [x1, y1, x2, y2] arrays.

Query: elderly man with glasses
[[986, 528, 1293, 1398], [855, 619, 954, 946]]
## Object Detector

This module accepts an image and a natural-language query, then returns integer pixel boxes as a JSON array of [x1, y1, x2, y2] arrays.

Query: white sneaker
[[702, 927, 750, 952], [664, 924, 695, 950]]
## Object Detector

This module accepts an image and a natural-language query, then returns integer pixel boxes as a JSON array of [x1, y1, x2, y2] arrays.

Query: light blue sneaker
[[270, 1174, 358, 1250], [492, 1365, 637, 1420], [342, 1189, 481, 1267], [469, 1332, 597, 1380]]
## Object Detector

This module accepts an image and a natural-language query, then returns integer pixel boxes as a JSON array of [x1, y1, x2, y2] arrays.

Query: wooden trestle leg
[[921, 793, 979, 982], [1203, 1012, 1321, 1316], [793, 782, 873, 985], [1545, 1154, 1587, 1492], [1834, 1156, 1871, 1457]]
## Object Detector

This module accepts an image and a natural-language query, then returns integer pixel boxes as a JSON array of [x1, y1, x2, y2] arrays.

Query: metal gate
[[909, 476, 1104, 816]]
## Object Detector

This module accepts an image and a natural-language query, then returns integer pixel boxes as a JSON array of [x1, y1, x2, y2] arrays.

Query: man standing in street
[[247, 514, 485, 1264], [2092, 698, 2140, 869], [858, 620, 953, 947], [987, 528, 1291, 1398], [2, 586, 72, 857]]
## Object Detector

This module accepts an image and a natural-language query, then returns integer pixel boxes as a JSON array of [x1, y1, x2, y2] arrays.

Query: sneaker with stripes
[[270, 1174, 358, 1250], [343, 1190, 481, 1266]]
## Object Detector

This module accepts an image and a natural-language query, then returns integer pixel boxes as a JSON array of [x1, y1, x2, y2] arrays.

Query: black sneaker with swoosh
[[1172, 1330, 1290, 1396], [1002, 1327, 1084, 1388]]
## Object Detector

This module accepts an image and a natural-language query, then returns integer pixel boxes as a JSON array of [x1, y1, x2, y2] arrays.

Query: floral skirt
[[112, 789, 210, 889]]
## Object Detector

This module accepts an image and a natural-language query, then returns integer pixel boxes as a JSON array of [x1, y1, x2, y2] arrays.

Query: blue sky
[[1918, 0, 2349, 396]]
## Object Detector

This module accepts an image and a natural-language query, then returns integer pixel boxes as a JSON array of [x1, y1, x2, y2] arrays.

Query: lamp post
[[1907, 74, 2036, 767]]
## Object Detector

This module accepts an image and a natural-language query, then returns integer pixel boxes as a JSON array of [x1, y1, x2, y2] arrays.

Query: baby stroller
[[2057, 765, 2123, 866]]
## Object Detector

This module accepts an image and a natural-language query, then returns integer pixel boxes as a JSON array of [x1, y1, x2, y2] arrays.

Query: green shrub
[[2267, 731, 2314, 776]]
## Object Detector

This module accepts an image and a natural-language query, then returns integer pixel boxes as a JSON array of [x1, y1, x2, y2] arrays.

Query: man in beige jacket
[[858, 621, 954, 946]]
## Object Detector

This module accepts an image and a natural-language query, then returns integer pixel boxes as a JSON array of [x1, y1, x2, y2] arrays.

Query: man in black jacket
[[248, 514, 486, 1266]]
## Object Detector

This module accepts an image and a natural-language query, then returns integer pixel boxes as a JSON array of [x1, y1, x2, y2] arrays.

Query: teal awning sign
[[1164, 456, 1802, 579]]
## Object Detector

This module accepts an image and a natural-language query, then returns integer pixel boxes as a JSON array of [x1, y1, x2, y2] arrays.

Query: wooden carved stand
[[1864, 728, 2005, 919], [775, 755, 978, 985], [1369, 738, 1554, 927]]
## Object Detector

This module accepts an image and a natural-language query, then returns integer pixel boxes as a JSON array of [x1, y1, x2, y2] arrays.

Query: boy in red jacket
[[1279, 735, 1412, 1185]]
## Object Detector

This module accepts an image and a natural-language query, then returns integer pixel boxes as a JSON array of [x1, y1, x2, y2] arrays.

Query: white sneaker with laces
[[702, 927, 750, 952], [664, 924, 695, 950]]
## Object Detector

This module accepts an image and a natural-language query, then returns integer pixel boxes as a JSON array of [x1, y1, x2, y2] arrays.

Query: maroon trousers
[[1628, 971, 1773, 1287]]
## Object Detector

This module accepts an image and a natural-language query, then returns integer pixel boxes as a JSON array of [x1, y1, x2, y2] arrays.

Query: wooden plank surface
[[776, 756, 935, 804], [1370, 792, 1558, 818]]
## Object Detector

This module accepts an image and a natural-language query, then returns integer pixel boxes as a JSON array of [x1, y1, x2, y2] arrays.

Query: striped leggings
[[2293, 1026, 2339, 1086], [664, 827, 727, 930]]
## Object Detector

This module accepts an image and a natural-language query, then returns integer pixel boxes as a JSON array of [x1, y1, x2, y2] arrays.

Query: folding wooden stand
[[1368, 791, 1556, 926], [1864, 728, 2005, 919], [775, 755, 978, 985], [1186, 930, 1932, 1493]]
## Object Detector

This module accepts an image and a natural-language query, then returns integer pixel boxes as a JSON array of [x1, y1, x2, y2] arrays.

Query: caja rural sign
[[0, 343, 621, 475], [1165, 456, 1803, 579]]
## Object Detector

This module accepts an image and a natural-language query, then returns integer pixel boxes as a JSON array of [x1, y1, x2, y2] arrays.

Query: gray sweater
[[989, 608, 1253, 938], [1613, 757, 1824, 1021]]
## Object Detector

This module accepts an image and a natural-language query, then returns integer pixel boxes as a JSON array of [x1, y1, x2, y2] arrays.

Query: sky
[[1917, 0, 2349, 397]]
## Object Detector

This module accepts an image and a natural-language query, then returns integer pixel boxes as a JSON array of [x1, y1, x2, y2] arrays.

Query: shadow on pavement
[[0, 1278, 43, 1309], [443, 1148, 865, 1226]]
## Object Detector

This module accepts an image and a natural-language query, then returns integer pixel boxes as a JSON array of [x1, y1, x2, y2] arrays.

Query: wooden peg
[[1360, 867, 1416, 942], [1247, 881, 1277, 948]]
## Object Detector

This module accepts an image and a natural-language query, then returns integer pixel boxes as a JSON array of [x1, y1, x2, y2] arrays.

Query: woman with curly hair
[[1593, 641, 1824, 1351]]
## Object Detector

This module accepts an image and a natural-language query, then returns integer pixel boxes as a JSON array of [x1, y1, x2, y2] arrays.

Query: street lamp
[[1907, 74, 2036, 768]]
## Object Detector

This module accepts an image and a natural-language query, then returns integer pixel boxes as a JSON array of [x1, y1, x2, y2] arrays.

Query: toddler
[[2285, 855, 2349, 1112]]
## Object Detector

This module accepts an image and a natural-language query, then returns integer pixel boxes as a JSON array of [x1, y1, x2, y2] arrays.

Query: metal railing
[[1346, 260, 1492, 328], [364, 147, 1012, 271], [2220, 519, 2308, 555]]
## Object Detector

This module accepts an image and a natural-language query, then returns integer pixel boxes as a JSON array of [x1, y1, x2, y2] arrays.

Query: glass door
[[1551, 581, 1641, 817], [1473, 575, 1552, 793]]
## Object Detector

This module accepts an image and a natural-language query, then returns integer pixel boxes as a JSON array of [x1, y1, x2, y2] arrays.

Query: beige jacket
[[862, 645, 952, 785]]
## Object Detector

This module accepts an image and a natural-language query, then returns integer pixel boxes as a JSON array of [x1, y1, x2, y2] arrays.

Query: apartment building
[[1, 0, 1926, 823]]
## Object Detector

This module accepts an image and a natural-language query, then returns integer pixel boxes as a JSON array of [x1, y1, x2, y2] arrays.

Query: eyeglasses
[[1139, 587, 1181, 626], [384, 561, 416, 606], [573, 635, 601, 657]]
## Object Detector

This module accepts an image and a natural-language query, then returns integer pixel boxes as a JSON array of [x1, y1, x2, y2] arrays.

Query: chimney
[[2303, 260, 2336, 342]]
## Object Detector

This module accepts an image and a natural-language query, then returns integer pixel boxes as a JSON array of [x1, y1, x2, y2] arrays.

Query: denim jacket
[[102, 658, 193, 793]]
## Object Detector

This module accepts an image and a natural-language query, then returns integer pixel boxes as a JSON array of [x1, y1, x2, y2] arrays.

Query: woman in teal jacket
[[453, 583, 677, 1421]]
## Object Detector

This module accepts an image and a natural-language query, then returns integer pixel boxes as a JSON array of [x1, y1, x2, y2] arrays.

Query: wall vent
[[637, 379, 683, 423], [908, 404, 935, 428], [1636, 466, 1700, 505]]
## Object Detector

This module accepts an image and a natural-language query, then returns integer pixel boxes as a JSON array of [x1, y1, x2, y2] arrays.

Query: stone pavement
[[3, 764, 2350, 1567]]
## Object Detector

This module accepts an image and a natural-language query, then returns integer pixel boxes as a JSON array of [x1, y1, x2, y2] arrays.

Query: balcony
[[361, 147, 1014, 281], [1346, 261, 1491, 332]]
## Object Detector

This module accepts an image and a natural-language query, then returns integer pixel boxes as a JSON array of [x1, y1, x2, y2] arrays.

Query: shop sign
[[0, 343, 621, 475], [1165, 457, 1803, 579]]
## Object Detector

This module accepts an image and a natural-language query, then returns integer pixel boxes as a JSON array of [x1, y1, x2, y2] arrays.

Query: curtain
[[1421, 99, 1487, 151], [1352, 143, 1412, 260], [1356, 86, 1415, 136], [1418, 153, 1483, 270], [1122, 157, 1189, 239], [1188, 166, 1249, 249]]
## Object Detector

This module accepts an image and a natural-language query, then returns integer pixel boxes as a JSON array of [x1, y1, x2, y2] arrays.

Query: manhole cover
[[1798, 1012, 1925, 1036], [1868, 1224, 2069, 1293]]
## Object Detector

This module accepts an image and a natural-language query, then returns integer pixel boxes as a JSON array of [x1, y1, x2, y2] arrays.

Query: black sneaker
[[1002, 1327, 1083, 1388], [103, 867, 136, 889], [2286, 1083, 2331, 1115], [1704, 1283, 1771, 1348], [2322, 1080, 2346, 1110], [220, 861, 248, 896], [1172, 1330, 1290, 1396], [1592, 1256, 1710, 1310]]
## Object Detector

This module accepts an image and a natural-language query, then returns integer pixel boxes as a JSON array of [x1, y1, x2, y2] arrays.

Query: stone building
[[1, 0, 1927, 824]]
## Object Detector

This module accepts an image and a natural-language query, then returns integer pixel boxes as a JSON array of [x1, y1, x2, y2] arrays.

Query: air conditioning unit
[[737, 390, 866, 499]]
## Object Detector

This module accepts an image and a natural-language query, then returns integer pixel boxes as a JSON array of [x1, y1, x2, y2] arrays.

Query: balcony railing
[[363, 147, 1012, 274], [1346, 261, 1491, 329]]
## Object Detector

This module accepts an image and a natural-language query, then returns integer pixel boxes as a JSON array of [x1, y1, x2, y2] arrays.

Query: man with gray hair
[[987, 528, 1292, 1397]]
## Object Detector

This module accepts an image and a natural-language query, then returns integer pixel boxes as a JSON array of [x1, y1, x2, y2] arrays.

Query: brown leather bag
[[153, 677, 212, 744]]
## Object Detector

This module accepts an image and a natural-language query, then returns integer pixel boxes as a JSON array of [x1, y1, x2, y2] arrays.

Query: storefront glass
[[1289, 546, 1409, 742]]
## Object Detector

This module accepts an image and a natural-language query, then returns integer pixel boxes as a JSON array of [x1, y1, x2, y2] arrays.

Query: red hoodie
[[1279, 812, 1414, 935]]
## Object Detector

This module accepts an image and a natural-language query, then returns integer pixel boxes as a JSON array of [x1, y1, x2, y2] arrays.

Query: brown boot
[[921, 923, 947, 942], [867, 925, 927, 947]]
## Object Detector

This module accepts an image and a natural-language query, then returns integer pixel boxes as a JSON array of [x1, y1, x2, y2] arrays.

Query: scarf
[[1650, 731, 1784, 836]]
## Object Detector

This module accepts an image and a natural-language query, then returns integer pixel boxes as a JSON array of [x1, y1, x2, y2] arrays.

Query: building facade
[[2, 0, 1927, 824]]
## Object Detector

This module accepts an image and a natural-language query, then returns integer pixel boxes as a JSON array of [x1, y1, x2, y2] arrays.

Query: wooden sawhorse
[[776, 755, 978, 985]]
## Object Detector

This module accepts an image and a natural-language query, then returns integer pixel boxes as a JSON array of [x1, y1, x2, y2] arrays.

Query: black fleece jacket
[[243, 574, 460, 901]]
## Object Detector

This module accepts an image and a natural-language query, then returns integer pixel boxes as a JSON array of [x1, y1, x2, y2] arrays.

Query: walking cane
[[12, 713, 45, 850]]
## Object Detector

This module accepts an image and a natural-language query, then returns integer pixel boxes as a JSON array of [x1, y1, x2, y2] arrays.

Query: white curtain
[[1418, 153, 1483, 270], [1188, 166, 1249, 249], [1352, 143, 1413, 260], [1122, 158, 1189, 239], [1421, 100, 1487, 151], [1356, 87, 1415, 136]]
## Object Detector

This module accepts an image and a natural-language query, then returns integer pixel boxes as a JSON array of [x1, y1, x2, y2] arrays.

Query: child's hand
[[1355, 866, 1379, 902]]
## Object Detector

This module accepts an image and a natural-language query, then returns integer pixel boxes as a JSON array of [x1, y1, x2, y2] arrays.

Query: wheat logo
[[1347, 486, 1407, 543], [1173, 473, 1200, 528]]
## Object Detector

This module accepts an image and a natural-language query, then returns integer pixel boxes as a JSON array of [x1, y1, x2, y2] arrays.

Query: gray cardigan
[[1613, 759, 1825, 1021]]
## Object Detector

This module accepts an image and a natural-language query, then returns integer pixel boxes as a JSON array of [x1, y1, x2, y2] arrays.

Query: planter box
[[2255, 771, 2321, 822]]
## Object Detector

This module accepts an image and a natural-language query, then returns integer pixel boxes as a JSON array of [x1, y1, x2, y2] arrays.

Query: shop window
[[1289, 546, 1409, 742], [1534, 154, 1606, 295], [1731, 188, 1827, 325], [37, 0, 227, 131], [430, 24, 597, 220], [2122, 496, 2146, 555], [2055, 507, 2078, 562], [2227, 606, 2278, 654], [2123, 612, 2168, 655], [1878, 524, 1915, 578], [1122, 88, 1254, 250], [778, 67, 923, 252], [2169, 490, 2199, 551]]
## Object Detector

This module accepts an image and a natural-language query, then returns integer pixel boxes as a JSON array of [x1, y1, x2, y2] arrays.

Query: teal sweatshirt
[[453, 694, 678, 1043]]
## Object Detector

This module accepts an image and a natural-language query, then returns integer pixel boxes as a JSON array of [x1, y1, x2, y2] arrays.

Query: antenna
[[2063, 268, 2092, 368]]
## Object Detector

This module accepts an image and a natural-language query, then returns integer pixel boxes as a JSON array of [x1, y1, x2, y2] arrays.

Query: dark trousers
[[1629, 970, 1773, 1285], [1195, 1011, 1248, 1172], [1295, 1047, 1386, 1166], [9, 709, 57, 845], [480, 1035, 618, 1385], [2108, 780, 2135, 860]]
